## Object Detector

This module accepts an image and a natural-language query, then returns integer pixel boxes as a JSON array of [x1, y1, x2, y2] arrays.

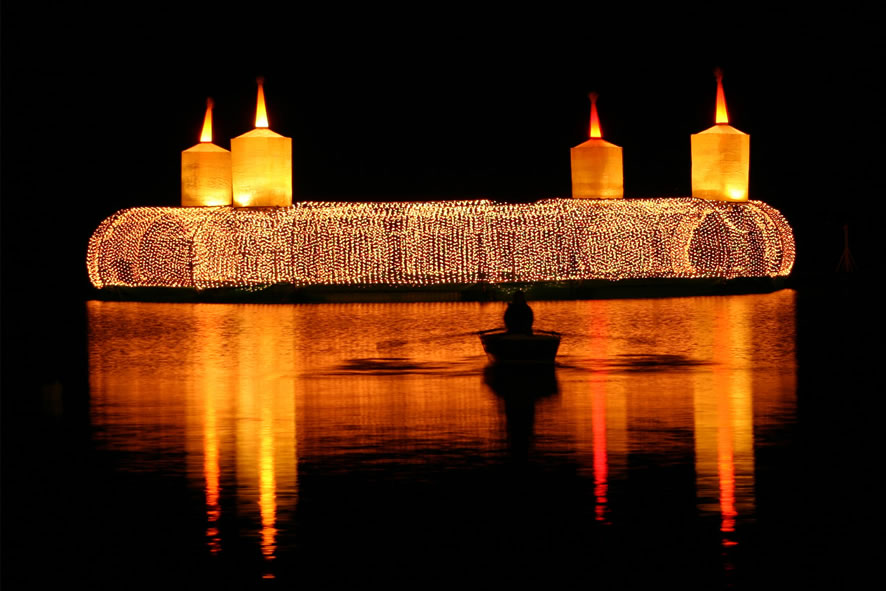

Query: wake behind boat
[[479, 329, 561, 365]]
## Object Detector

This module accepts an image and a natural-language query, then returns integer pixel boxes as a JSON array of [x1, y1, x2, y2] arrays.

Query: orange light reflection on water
[[259, 404, 278, 567], [88, 302, 300, 579], [693, 296, 759, 551], [589, 304, 610, 523], [203, 389, 221, 554], [86, 294, 796, 580], [591, 387, 609, 523]]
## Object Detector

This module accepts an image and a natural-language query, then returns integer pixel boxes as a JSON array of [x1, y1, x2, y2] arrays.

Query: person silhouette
[[504, 290, 534, 335]]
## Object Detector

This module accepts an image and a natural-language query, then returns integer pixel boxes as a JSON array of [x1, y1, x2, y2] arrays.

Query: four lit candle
[[182, 71, 749, 208]]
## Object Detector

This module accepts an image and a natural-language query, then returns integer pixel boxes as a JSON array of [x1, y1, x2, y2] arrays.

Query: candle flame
[[715, 68, 729, 124], [588, 92, 602, 139], [200, 98, 214, 143], [255, 77, 269, 128]]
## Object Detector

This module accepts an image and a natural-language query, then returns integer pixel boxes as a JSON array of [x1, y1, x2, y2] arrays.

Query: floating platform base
[[87, 199, 795, 291], [90, 277, 792, 304]]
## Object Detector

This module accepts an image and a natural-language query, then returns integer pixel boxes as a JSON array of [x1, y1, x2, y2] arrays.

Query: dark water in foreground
[[2, 288, 881, 589]]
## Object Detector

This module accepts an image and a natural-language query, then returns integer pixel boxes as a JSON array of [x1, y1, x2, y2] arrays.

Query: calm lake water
[[3, 288, 880, 589]]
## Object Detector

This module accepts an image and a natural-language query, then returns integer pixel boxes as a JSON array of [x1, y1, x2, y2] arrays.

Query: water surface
[[78, 293, 803, 586]]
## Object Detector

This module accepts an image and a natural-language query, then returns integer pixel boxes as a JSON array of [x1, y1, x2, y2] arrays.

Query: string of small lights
[[87, 198, 795, 289]]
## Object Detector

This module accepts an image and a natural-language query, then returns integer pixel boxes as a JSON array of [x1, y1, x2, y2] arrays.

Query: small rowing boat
[[479, 329, 561, 365]]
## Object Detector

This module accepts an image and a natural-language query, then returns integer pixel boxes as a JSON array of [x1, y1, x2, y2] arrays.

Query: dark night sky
[[1, 5, 883, 305]]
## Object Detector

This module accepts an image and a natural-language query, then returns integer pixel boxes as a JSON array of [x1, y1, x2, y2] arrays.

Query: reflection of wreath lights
[[87, 198, 795, 289]]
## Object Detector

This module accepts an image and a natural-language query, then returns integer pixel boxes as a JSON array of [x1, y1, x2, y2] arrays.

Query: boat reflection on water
[[483, 362, 559, 462]]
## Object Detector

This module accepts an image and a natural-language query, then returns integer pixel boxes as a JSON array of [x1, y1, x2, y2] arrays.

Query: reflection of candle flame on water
[[716, 382, 738, 544], [588, 303, 611, 523], [259, 405, 278, 575], [718, 438, 738, 540], [592, 386, 609, 522], [694, 297, 755, 552], [203, 391, 222, 554]]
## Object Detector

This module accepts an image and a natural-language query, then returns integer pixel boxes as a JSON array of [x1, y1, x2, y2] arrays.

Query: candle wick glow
[[715, 68, 729, 124], [200, 98, 214, 143], [255, 77, 269, 128], [588, 92, 602, 139]]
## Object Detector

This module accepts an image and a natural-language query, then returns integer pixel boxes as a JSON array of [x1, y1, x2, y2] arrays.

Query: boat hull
[[480, 330, 561, 364]]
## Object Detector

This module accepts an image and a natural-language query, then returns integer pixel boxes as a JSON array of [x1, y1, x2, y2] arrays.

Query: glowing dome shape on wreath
[[87, 198, 795, 289]]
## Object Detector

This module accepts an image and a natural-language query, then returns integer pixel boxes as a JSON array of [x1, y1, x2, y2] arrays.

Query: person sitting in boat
[[504, 290, 534, 335]]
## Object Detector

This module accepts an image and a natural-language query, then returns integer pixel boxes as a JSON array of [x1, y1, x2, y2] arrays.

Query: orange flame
[[588, 92, 602, 139], [715, 68, 729, 124], [255, 77, 269, 128], [200, 98, 214, 143]]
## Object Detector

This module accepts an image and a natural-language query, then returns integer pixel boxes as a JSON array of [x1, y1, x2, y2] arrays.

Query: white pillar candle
[[181, 99, 232, 207], [691, 70, 750, 202], [231, 78, 292, 208], [571, 93, 623, 199]]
